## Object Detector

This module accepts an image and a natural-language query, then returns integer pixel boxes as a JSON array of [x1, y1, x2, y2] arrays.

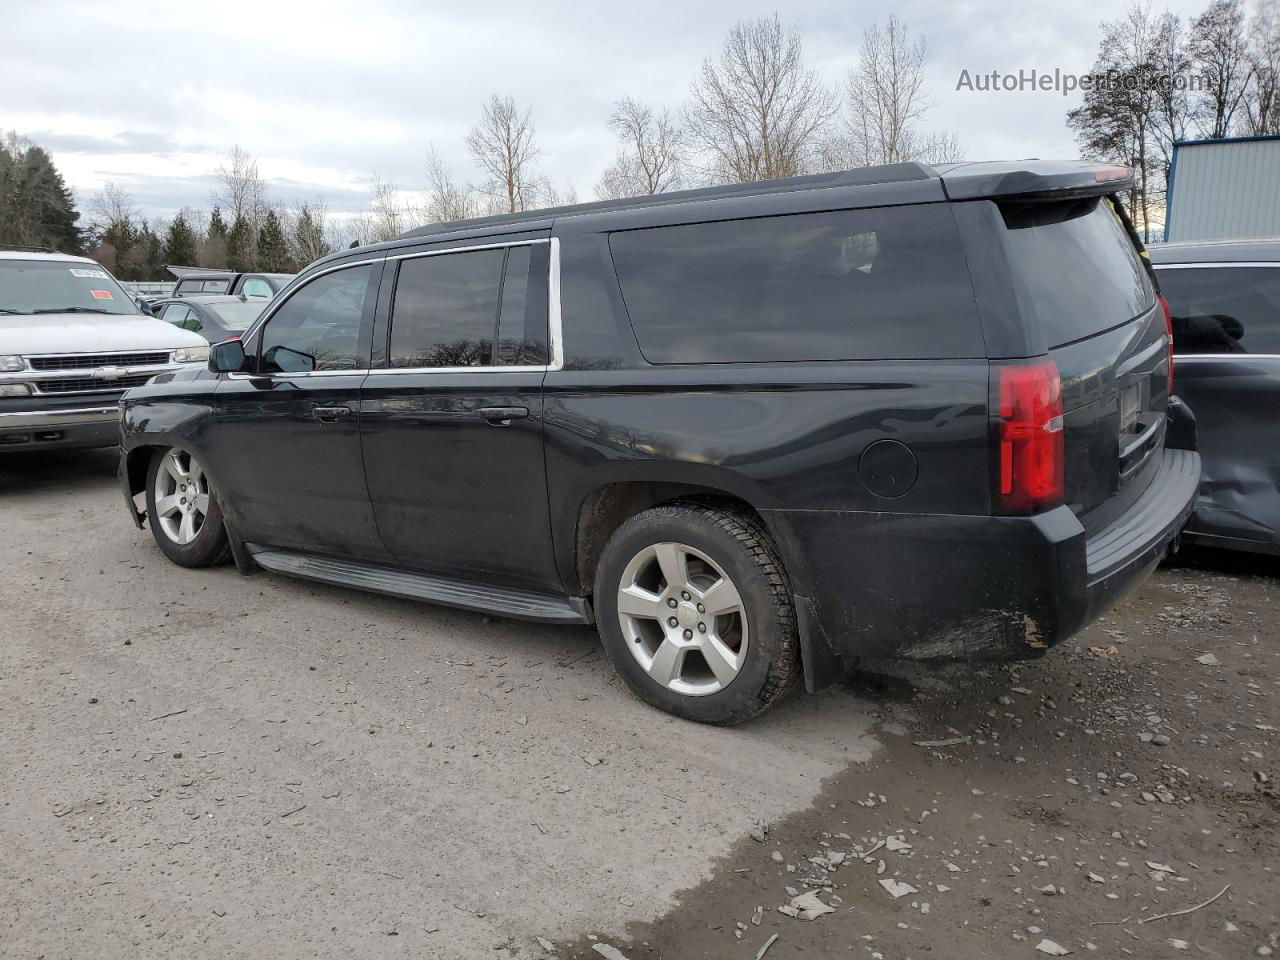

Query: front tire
[[145, 446, 231, 568], [594, 501, 800, 725]]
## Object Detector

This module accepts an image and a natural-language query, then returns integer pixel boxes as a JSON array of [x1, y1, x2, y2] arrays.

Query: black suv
[[119, 161, 1199, 725]]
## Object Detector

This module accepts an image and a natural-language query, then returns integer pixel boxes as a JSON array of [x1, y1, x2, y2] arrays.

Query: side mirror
[[209, 338, 247, 374]]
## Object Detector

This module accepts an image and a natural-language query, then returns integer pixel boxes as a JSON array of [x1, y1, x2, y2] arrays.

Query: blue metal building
[[1164, 134, 1280, 242]]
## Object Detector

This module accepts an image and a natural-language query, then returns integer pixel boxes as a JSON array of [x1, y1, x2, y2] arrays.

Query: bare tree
[[844, 16, 930, 165], [595, 97, 684, 198], [213, 145, 266, 230], [1191, 0, 1253, 137], [1244, 0, 1280, 134], [1068, 2, 1166, 239], [684, 14, 836, 183], [88, 180, 139, 232], [466, 95, 540, 213], [1150, 11, 1195, 167], [422, 145, 477, 223], [369, 172, 405, 241]]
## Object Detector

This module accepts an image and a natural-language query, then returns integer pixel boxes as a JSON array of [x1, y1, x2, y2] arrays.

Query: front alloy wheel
[[153, 448, 210, 545], [144, 446, 231, 568]]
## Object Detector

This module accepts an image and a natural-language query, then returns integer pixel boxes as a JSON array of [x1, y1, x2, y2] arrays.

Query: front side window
[[608, 205, 982, 364], [1157, 265, 1280, 355], [387, 244, 549, 368], [257, 264, 373, 374]]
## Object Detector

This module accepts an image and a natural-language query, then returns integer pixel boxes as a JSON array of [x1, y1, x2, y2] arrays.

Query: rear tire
[[145, 446, 231, 568], [594, 500, 800, 725]]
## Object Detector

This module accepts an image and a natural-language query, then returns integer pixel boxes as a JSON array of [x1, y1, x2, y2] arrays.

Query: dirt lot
[[1, 449, 1277, 960]]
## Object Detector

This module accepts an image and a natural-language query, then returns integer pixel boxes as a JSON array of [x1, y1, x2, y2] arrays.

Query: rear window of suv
[[1000, 197, 1155, 348], [608, 204, 983, 364]]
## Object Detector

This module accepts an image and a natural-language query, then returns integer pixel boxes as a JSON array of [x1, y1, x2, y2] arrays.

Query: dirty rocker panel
[[246, 545, 592, 624]]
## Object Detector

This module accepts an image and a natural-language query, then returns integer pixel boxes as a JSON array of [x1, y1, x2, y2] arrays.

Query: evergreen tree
[[208, 205, 227, 241], [256, 208, 292, 272], [144, 229, 165, 280], [104, 222, 140, 279], [163, 210, 198, 266], [225, 214, 254, 271], [201, 205, 228, 268], [0, 134, 85, 252]]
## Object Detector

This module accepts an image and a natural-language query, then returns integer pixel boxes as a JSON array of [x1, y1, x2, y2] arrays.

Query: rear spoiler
[[936, 161, 1135, 201]]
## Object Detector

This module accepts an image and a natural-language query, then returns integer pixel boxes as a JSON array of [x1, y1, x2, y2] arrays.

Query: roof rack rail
[[0, 243, 58, 253], [399, 162, 938, 241]]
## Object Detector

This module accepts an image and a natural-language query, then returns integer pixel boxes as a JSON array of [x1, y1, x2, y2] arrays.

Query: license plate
[[1119, 384, 1141, 434]]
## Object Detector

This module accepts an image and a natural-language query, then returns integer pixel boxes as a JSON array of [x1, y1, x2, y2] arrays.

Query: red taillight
[[1158, 293, 1174, 396], [994, 360, 1064, 514]]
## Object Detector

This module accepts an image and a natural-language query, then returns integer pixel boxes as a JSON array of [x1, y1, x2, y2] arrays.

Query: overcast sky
[[2, 0, 1206, 226]]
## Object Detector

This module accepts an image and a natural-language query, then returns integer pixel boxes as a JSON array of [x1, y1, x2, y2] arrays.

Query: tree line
[[1068, 0, 1280, 239]]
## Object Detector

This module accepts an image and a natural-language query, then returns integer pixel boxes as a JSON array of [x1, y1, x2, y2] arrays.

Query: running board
[[246, 546, 591, 624]]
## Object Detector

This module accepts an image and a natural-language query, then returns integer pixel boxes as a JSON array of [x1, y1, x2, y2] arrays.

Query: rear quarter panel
[[545, 224, 994, 596]]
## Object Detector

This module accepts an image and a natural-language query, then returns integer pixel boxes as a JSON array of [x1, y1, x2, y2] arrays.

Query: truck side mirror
[[209, 338, 246, 374]]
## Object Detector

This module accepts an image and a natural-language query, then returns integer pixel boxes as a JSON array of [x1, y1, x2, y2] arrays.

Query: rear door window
[[1156, 265, 1280, 355], [1000, 197, 1155, 348], [389, 249, 505, 368], [387, 244, 548, 368], [608, 205, 982, 364]]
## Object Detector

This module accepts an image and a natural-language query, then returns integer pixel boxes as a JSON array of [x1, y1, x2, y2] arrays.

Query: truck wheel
[[594, 501, 800, 725], [145, 446, 231, 568]]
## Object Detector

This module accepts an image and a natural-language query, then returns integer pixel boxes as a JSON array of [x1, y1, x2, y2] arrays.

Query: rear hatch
[[998, 195, 1169, 535]]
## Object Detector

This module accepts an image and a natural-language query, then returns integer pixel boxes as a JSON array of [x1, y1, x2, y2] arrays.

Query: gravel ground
[[1, 449, 1277, 960]]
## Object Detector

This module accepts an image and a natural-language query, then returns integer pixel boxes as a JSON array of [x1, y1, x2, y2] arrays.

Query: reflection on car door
[[1159, 263, 1280, 551], [205, 260, 392, 560], [359, 239, 563, 592]]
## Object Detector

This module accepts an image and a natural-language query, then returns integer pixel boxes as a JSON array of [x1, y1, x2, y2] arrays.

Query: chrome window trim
[[1173, 353, 1280, 360], [227, 237, 563, 381], [1154, 261, 1280, 269]]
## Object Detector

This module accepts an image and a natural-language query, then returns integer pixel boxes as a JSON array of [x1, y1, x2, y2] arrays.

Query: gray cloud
[[1, 0, 1207, 224]]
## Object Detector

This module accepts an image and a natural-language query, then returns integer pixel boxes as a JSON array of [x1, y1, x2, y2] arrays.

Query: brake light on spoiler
[[1093, 165, 1134, 183], [993, 359, 1064, 514]]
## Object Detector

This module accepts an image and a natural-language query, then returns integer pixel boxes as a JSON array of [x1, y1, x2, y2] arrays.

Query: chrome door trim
[[1154, 261, 1280, 269], [1173, 353, 1280, 360]]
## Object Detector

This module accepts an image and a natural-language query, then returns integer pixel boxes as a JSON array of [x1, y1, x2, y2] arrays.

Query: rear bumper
[[766, 448, 1200, 688], [0, 405, 119, 451]]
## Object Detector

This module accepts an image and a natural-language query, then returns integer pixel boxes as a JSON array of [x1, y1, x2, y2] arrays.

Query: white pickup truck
[[0, 248, 210, 451]]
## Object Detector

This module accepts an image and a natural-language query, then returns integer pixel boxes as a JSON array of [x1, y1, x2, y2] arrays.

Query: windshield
[[0, 259, 140, 316], [205, 299, 266, 331]]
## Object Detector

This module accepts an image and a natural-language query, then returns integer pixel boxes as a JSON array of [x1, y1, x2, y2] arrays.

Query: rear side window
[[1156, 266, 1280, 355], [389, 244, 548, 368], [608, 205, 982, 364], [1001, 197, 1154, 348]]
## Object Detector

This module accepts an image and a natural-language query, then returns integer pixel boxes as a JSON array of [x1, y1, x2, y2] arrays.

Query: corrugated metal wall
[[1166, 138, 1280, 242]]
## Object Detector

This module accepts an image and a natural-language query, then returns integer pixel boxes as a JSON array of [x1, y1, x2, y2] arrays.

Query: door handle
[[312, 405, 352, 423], [477, 406, 529, 425]]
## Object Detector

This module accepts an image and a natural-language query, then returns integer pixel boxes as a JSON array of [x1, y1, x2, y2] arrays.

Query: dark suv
[[119, 160, 1199, 725]]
